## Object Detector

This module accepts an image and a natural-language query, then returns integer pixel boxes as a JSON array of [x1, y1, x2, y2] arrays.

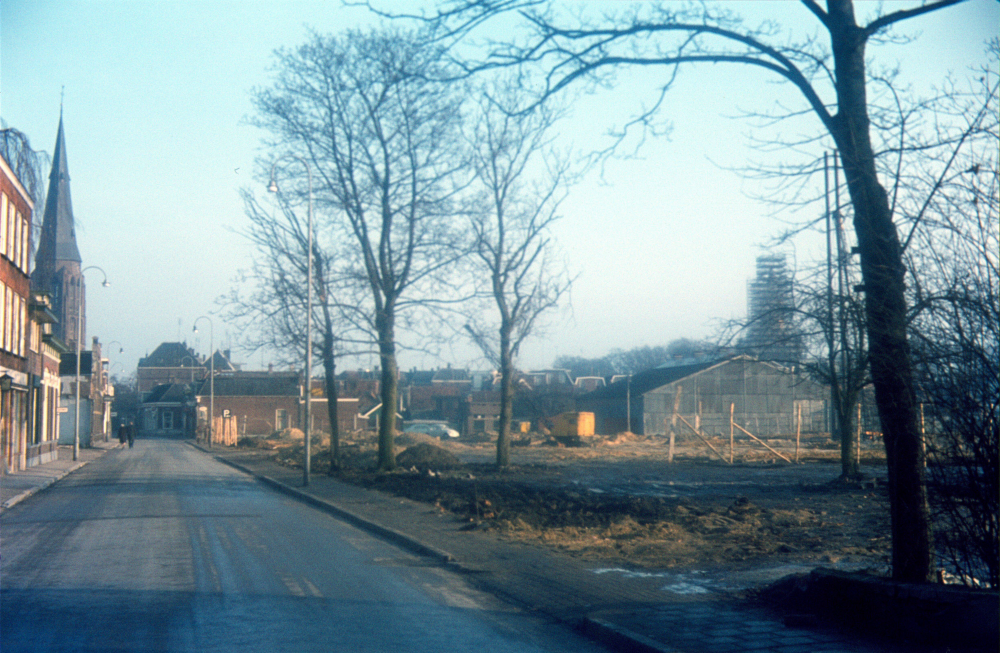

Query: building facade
[[27, 292, 67, 466], [0, 151, 36, 472]]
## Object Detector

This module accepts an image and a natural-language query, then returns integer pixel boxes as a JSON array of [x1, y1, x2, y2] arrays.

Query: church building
[[33, 113, 84, 350]]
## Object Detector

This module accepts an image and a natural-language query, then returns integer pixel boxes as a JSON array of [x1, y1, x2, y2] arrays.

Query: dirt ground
[[253, 429, 892, 576]]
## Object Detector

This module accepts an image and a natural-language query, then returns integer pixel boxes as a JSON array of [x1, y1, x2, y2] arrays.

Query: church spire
[[41, 112, 82, 265], [34, 113, 84, 347]]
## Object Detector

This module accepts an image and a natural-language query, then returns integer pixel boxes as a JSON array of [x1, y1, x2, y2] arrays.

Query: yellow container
[[550, 412, 595, 437]]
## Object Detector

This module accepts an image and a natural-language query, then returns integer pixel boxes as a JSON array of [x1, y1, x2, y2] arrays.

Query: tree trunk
[[376, 308, 397, 471], [496, 324, 514, 469], [827, 0, 933, 582], [321, 311, 340, 474], [838, 392, 860, 479]]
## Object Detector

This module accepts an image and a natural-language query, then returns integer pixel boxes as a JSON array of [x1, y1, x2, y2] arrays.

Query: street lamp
[[192, 317, 214, 448], [180, 355, 199, 383], [75, 266, 109, 461], [269, 154, 313, 487]]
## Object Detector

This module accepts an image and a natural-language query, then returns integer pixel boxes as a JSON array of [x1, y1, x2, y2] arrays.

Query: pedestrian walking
[[127, 422, 135, 449], [118, 422, 128, 446]]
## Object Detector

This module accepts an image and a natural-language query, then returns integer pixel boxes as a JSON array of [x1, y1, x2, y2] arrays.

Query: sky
[[1, 0, 996, 377]]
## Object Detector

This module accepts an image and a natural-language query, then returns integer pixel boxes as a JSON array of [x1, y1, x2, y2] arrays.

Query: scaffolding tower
[[745, 254, 802, 362]]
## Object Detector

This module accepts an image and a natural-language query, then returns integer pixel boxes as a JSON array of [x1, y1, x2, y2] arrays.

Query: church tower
[[34, 113, 84, 350]]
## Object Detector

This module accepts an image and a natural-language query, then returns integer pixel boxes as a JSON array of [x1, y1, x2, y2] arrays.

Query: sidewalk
[[199, 444, 921, 653], [1, 440, 121, 512]]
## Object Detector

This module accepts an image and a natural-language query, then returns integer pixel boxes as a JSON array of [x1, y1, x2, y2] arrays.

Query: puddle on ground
[[591, 562, 881, 595]]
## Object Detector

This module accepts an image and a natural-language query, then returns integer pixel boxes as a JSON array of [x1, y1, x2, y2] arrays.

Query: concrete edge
[[579, 617, 679, 653], [1, 460, 89, 513]]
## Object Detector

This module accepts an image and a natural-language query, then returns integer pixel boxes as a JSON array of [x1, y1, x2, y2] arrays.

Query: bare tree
[[221, 189, 368, 469], [372, 0, 970, 583], [901, 51, 999, 587], [0, 127, 48, 208], [463, 78, 573, 468], [250, 28, 470, 471]]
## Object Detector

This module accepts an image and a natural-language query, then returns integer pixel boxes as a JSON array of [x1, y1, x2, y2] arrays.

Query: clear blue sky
[[2, 1, 996, 376]]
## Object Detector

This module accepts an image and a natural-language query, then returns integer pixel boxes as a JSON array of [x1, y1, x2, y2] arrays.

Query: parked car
[[402, 422, 460, 439]]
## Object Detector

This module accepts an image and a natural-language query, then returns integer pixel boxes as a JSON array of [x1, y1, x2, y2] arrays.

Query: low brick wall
[[804, 569, 998, 649]]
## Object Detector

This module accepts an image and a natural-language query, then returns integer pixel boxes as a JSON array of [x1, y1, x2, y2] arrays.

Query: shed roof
[[581, 360, 720, 401]]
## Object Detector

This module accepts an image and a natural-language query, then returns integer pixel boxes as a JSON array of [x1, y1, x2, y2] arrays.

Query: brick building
[[0, 148, 36, 472], [197, 371, 360, 438]]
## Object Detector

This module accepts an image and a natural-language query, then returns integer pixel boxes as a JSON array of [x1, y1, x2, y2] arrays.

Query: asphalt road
[[0, 438, 606, 653]]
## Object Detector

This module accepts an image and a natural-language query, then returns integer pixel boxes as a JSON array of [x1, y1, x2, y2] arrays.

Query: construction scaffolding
[[745, 253, 802, 362]]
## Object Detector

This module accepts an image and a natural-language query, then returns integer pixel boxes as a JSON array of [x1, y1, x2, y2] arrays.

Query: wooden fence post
[[856, 402, 862, 468], [796, 404, 801, 464], [668, 386, 681, 463], [729, 403, 735, 464]]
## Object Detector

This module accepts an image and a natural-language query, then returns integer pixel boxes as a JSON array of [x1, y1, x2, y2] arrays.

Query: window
[[275, 409, 288, 430], [5, 200, 14, 260], [161, 411, 173, 430], [0, 193, 6, 257], [15, 294, 23, 356], [19, 216, 28, 272], [12, 211, 20, 271], [3, 286, 10, 352], [0, 283, 5, 352]]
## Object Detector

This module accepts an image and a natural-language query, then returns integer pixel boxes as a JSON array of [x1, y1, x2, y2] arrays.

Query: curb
[[1, 460, 89, 513]]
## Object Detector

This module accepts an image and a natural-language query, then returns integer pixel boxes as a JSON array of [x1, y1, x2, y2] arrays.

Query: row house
[[0, 151, 39, 472], [1, 117, 114, 470]]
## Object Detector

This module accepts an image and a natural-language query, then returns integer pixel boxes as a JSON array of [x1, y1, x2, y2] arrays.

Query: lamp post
[[193, 317, 214, 447], [75, 266, 109, 461], [180, 355, 199, 383], [268, 155, 313, 487]]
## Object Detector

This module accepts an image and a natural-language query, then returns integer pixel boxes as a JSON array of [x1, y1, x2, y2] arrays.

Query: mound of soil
[[336, 464, 889, 571], [272, 433, 891, 573], [396, 443, 462, 471]]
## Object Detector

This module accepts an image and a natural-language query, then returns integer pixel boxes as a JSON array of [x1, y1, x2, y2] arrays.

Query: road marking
[[302, 577, 323, 597], [279, 571, 306, 596]]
